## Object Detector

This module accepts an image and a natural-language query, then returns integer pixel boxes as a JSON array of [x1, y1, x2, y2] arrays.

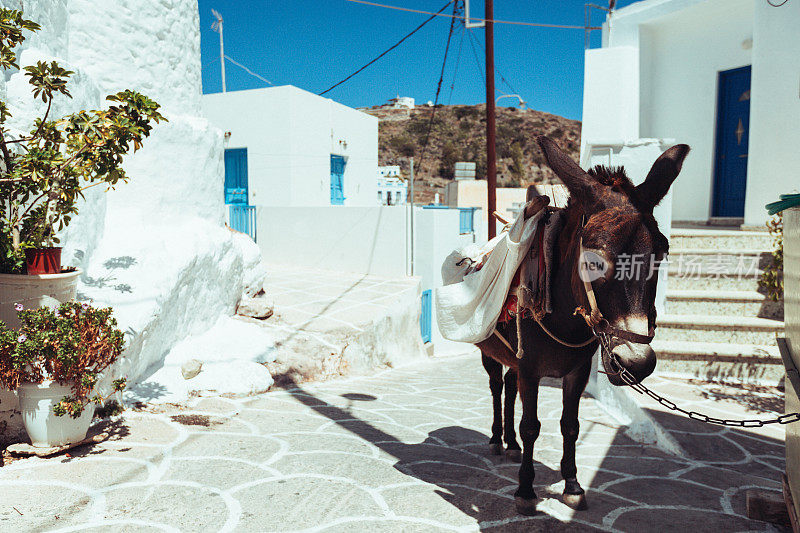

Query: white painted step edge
[[651, 340, 780, 359], [665, 289, 771, 302], [658, 314, 784, 329]]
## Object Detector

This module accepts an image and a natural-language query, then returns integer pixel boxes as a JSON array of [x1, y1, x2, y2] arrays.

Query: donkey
[[479, 136, 690, 515]]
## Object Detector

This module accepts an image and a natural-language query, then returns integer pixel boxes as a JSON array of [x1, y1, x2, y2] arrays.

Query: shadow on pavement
[[279, 375, 789, 532]]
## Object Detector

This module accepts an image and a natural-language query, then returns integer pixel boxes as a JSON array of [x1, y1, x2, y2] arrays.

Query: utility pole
[[408, 157, 415, 276], [485, 0, 497, 240], [211, 9, 227, 93]]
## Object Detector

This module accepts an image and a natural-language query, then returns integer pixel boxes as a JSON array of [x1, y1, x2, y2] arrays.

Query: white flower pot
[[17, 381, 94, 447], [0, 269, 81, 329]]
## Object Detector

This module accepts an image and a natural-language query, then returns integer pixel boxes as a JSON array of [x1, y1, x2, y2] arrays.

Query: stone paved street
[[0, 354, 787, 532]]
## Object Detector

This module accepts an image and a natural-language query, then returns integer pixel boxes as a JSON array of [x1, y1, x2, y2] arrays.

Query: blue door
[[420, 290, 432, 343], [224, 148, 248, 205], [330, 155, 346, 205], [712, 66, 751, 217]]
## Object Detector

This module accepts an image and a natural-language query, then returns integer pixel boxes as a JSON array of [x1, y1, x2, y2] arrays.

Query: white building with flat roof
[[202, 85, 378, 209], [377, 166, 407, 205], [581, 0, 800, 227]]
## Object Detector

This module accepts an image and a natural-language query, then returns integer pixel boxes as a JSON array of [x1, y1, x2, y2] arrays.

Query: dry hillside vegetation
[[365, 104, 581, 203]]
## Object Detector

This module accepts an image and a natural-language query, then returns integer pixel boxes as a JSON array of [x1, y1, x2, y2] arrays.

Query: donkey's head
[[537, 136, 690, 385]]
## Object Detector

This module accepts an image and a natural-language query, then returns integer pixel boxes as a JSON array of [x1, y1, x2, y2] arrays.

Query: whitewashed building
[[377, 166, 407, 205], [581, 0, 800, 227], [203, 86, 379, 210]]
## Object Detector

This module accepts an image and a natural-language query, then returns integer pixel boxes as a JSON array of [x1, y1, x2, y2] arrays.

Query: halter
[[573, 215, 656, 346], [533, 215, 656, 351]]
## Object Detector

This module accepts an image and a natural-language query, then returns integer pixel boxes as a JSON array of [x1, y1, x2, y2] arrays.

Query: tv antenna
[[211, 9, 226, 92]]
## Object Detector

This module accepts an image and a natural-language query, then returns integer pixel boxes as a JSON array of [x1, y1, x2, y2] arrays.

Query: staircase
[[654, 227, 784, 385]]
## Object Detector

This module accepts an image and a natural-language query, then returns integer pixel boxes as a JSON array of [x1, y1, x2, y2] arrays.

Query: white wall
[[256, 206, 409, 277], [639, 0, 754, 222], [580, 46, 640, 156], [744, 0, 800, 227], [203, 86, 378, 208], [0, 0, 267, 433]]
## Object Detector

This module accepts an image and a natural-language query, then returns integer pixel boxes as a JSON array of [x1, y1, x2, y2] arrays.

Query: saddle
[[475, 194, 565, 366]]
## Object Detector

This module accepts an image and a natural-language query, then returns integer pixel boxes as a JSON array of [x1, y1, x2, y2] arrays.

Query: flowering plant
[[0, 301, 126, 417]]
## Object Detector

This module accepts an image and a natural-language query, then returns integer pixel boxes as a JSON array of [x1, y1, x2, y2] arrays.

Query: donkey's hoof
[[505, 448, 522, 462], [562, 492, 588, 510], [489, 443, 504, 455], [514, 496, 538, 516]]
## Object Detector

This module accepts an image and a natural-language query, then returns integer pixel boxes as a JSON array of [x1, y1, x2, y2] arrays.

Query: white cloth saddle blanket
[[435, 210, 542, 344]]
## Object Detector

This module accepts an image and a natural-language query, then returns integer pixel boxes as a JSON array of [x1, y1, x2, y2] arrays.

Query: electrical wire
[[467, 29, 519, 96], [319, 0, 455, 96], [346, 0, 599, 30], [466, 26, 485, 86], [447, 25, 465, 105], [767, 0, 789, 6], [415, 0, 460, 177], [224, 55, 274, 86]]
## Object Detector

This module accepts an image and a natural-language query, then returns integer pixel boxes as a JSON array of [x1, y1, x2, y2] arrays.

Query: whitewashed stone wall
[[0, 0, 270, 438]]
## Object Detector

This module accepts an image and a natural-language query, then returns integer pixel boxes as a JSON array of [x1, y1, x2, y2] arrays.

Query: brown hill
[[364, 104, 581, 204]]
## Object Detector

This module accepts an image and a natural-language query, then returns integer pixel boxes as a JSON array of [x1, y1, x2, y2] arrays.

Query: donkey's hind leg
[[503, 368, 521, 462], [514, 374, 541, 515], [560, 359, 592, 510], [481, 352, 504, 455]]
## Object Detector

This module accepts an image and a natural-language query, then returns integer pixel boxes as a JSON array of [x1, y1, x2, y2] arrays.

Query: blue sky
[[198, 1, 639, 121]]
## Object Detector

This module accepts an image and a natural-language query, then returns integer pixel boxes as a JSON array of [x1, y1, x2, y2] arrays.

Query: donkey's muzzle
[[603, 340, 656, 386]]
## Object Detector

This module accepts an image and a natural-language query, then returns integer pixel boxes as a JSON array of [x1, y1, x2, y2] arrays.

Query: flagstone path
[[0, 354, 787, 532]]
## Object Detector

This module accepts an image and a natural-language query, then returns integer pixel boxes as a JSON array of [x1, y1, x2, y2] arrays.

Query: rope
[[319, 1, 454, 96], [535, 318, 598, 348]]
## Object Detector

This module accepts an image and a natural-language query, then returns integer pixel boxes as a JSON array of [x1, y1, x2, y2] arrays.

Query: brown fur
[[479, 137, 690, 513]]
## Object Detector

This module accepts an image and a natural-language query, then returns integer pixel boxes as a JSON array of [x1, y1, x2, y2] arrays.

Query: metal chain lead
[[596, 332, 800, 427]]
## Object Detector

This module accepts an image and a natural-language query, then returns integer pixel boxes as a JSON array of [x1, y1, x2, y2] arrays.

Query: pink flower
[[14, 303, 23, 311], [81, 302, 90, 310], [17, 334, 26, 343]]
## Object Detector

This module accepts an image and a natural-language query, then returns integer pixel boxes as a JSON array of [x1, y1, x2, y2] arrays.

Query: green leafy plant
[[0, 301, 126, 418], [759, 213, 783, 301], [0, 9, 165, 273]]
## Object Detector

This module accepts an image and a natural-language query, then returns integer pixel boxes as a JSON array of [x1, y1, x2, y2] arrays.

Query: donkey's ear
[[536, 136, 597, 204], [635, 144, 690, 211]]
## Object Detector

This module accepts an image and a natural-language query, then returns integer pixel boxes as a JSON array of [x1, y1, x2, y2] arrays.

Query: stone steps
[[654, 227, 783, 385], [657, 314, 783, 345], [665, 289, 783, 319], [669, 228, 773, 250], [651, 340, 784, 385], [668, 248, 772, 270]]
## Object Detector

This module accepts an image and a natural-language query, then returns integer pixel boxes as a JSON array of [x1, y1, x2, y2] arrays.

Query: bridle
[[535, 215, 656, 350]]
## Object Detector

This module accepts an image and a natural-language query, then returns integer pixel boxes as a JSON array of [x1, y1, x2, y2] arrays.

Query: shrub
[[0, 301, 126, 417]]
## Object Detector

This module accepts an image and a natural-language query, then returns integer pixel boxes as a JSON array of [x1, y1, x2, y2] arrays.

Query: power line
[[466, 28, 485, 86], [224, 55, 274, 86], [415, 0, 460, 177], [319, 0, 455, 96], [447, 25, 465, 105], [466, 30, 519, 96], [347, 0, 599, 30]]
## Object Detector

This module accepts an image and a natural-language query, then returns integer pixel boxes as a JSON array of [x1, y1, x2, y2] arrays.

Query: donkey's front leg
[[481, 353, 505, 455], [560, 360, 592, 510], [503, 368, 521, 462], [514, 374, 540, 515]]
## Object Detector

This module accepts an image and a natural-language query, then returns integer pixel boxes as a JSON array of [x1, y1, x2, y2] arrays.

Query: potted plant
[[0, 301, 126, 447], [0, 9, 164, 327]]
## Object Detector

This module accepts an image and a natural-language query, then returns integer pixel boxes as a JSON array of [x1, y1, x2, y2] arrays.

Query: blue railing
[[420, 289, 432, 343], [229, 205, 257, 242], [458, 207, 477, 234]]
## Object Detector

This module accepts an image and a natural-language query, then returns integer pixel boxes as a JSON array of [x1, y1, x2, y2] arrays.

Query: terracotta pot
[[17, 380, 94, 447], [0, 269, 80, 328], [25, 247, 62, 275]]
